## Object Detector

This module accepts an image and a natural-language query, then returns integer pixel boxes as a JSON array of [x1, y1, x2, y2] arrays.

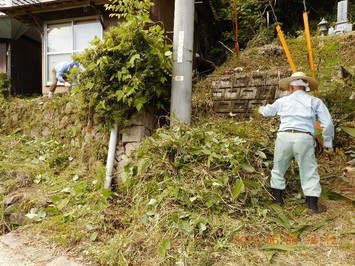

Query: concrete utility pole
[[170, 0, 195, 125]]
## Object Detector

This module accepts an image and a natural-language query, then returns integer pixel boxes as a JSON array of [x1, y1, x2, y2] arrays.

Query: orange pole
[[232, 0, 239, 58], [303, 12, 323, 146], [303, 12, 316, 93], [276, 25, 297, 72]]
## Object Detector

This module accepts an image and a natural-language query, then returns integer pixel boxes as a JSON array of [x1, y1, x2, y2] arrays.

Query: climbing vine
[[73, 0, 172, 129]]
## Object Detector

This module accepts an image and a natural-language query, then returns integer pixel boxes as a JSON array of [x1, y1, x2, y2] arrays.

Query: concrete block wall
[[115, 111, 157, 176], [212, 72, 289, 115]]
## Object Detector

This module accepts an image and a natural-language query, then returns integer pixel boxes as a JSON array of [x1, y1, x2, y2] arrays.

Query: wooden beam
[[28, 13, 44, 36], [90, 1, 106, 30]]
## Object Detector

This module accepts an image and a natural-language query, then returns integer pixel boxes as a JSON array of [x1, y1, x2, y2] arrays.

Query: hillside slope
[[0, 32, 354, 265]]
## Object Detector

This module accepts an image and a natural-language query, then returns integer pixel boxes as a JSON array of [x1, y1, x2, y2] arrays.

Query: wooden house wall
[[1, 0, 215, 95], [151, 0, 175, 42]]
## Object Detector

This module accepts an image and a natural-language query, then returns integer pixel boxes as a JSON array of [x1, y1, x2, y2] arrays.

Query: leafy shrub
[[0, 72, 11, 99], [73, 0, 172, 129], [319, 77, 355, 123], [247, 23, 280, 48], [312, 40, 355, 124]]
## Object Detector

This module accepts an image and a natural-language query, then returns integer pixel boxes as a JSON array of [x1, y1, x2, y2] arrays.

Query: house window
[[45, 19, 102, 84]]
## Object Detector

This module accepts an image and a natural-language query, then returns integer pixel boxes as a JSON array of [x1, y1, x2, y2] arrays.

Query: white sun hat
[[279, 71, 318, 91]]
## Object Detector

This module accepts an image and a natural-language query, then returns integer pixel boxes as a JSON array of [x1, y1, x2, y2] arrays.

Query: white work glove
[[323, 147, 334, 154], [64, 82, 71, 88]]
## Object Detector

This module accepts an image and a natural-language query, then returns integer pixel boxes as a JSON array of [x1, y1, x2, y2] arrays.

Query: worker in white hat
[[258, 72, 334, 214]]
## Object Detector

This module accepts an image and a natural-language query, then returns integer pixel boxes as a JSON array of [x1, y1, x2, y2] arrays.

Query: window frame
[[44, 16, 103, 85]]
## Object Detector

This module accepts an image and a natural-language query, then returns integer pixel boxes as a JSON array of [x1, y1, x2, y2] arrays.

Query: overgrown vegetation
[[0, 72, 11, 100], [0, 4, 354, 265], [1, 99, 354, 264]]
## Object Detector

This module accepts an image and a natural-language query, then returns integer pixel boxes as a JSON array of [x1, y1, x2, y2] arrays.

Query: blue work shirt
[[259, 90, 334, 147], [54, 62, 71, 83]]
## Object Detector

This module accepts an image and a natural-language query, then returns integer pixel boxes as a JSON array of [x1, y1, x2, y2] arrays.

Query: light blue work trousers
[[271, 132, 321, 197]]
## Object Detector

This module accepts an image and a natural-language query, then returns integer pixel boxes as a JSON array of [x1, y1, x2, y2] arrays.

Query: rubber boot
[[48, 91, 54, 99], [306, 196, 326, 214], [271, 188, 284, 206]]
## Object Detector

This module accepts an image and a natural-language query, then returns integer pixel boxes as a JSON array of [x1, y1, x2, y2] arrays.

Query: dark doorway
[[0, 42, 7, 73], [11, 35, 41, 96]]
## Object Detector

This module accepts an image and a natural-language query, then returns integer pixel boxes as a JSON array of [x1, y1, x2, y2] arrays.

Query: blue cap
[[70, 61, 79, 68]]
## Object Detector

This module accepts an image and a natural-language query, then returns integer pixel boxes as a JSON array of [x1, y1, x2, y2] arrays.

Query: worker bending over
[[48, 61, 79, 98]]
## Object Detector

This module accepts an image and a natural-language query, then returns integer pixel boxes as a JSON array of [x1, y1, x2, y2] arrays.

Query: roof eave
[[0, 0, 109, 15]]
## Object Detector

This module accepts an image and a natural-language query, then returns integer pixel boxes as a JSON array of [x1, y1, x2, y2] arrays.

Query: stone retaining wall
[[211, 71, 289, 115], [115, 111, 156, 176]]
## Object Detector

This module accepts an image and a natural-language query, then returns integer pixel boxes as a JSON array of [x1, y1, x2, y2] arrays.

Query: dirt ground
[[0, 231, 85, 266]]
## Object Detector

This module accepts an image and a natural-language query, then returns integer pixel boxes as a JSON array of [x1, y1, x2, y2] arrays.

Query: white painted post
[[104, 124, 118, 189], [170, 0, 195, 125]]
